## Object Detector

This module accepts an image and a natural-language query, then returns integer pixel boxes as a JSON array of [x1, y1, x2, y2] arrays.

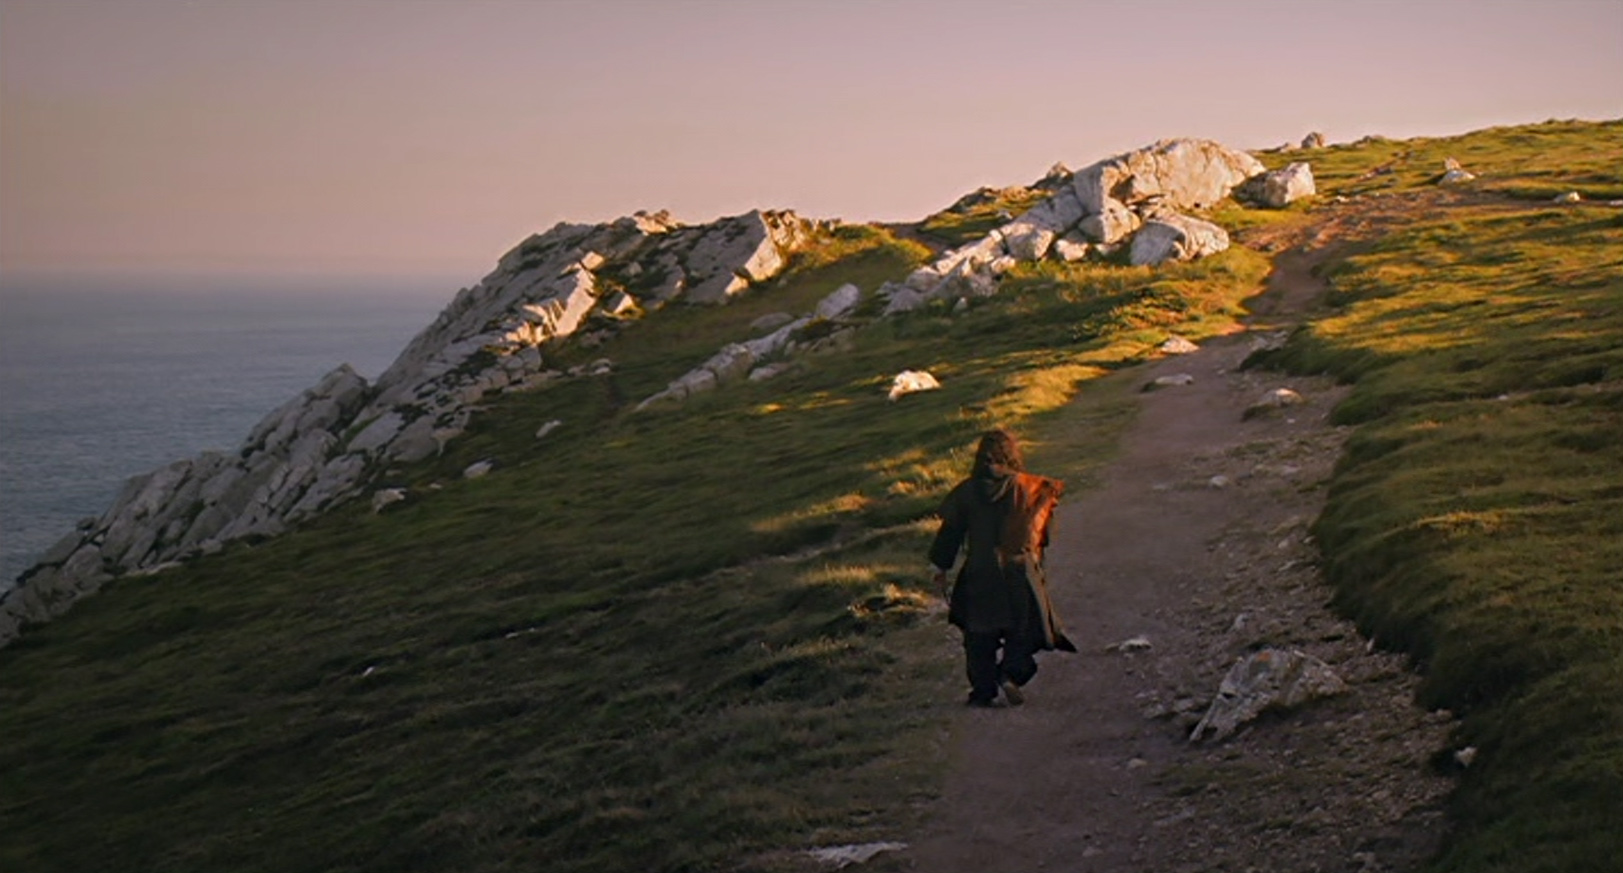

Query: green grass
[[0, 215, 1266, 871], [4, 117, 1617, 873], [1253, 121, 1623, 873], [1272, 117, 1623, 202]]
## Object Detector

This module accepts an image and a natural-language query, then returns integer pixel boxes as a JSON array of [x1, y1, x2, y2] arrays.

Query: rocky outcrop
[[1072, 138, 1265, 218], [2, 208, 819, 648], [889, 139, 1266, 310]]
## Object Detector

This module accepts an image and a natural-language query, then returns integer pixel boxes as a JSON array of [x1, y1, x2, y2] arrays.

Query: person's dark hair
[[971, 428, 1024, 477]]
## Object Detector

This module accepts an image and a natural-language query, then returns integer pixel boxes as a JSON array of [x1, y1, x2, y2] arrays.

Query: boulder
[[683, 209, 810, 304], [1051, 234, 1091, 263], [1002, 225, 1056, 261], [371, 488, 407, 513], [1300, 131, 1326, 149], [1190, 648, 1347, 742], [813, 283, 862, 320], [1146, 373, 1195, 390], [1017, 186, 1087, 234], [1128, 213, 1230, 266], [881, 284, 928, 316], [1072, 138, 1266, 215], [1078, 198, 1141, 244], [1160, 336, 1200, 355], [1439, 157, 1476, 184], [1243, 387, 1305, 418], [705, 344, 758, 385], [1258, 162, 1315, 208], [887, 370, 941, 401]]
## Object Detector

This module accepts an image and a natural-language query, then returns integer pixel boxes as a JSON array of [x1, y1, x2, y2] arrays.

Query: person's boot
[[1000, 678, 1025, 706]]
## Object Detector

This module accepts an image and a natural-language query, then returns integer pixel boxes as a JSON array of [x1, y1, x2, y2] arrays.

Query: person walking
[[929, 428, 1075, 707]]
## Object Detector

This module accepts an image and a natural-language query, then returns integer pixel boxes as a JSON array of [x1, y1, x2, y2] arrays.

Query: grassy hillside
[[1, 118, 1616, 872], [1253, 118, 1623, 872], [0, 219, 1266, 870]]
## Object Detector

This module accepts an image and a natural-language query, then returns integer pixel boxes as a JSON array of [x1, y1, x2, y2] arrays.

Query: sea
[[0, 272, 463, 590]]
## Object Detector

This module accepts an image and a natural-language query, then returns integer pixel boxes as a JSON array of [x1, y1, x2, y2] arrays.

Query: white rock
[[704, 344, 757, 385], [1073, 138, 1266, 214], [1129, 213, 1230, 266], [1190, 648, 1347, 742], [1261, 387, 1304, 407], [887, 370, 941, 401], [938, 261, 998, 299], [1001, 224, 1056, 261], [463, 460, 494, 479], [683, 209, 810, 304], [371, 488, 407, 513], [1555, 191, 1582, 203], [1078, 198, 1141, 244], [814, 283, 862, 320], [882, 285, 928, 315], [903, 265, 946, 293], [748, 362, 794, 382], [599, 290, 637, 316], [1259, 162, 1316, 208], [1437, 160, 1475, 184], [1160, 336, 1200, 354], [1051, 235, 1091, 262], [805, 842, 908, 867], [535, 419, 562, 440], [1149, 373, 1195, 389], [675, 367, 719, 396], [1301, 131, 1326, 149]]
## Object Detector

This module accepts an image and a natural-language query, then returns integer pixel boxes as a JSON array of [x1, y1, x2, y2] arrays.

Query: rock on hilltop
[[882, 139, 1270, 314]]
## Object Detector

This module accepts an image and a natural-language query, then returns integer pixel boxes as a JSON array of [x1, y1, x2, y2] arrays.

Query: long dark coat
[[928, 469, 1075, 652]]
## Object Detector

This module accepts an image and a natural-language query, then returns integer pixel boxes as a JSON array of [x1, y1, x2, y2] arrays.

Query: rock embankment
[[0, 208, 821, 647]]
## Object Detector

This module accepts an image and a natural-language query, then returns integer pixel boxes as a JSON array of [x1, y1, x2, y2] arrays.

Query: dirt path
[[900, 240, 1456, 872]]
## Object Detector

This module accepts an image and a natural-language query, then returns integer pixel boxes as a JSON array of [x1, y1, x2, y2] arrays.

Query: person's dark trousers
[[963, 630, 1039, 703]]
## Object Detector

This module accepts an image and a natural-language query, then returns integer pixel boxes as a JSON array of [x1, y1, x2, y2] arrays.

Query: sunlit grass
[[0, 192, 1266, 872], [1253, 124, 1622, 872]]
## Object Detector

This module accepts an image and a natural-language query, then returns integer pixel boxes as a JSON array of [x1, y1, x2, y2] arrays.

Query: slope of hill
[[0, 119, 1617, 873]]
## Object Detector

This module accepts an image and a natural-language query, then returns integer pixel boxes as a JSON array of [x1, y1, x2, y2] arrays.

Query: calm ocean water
[[0, 272, 461, 588]]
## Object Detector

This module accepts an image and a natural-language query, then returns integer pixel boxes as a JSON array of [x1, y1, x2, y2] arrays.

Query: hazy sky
[[2, 0, 1620, 280]]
